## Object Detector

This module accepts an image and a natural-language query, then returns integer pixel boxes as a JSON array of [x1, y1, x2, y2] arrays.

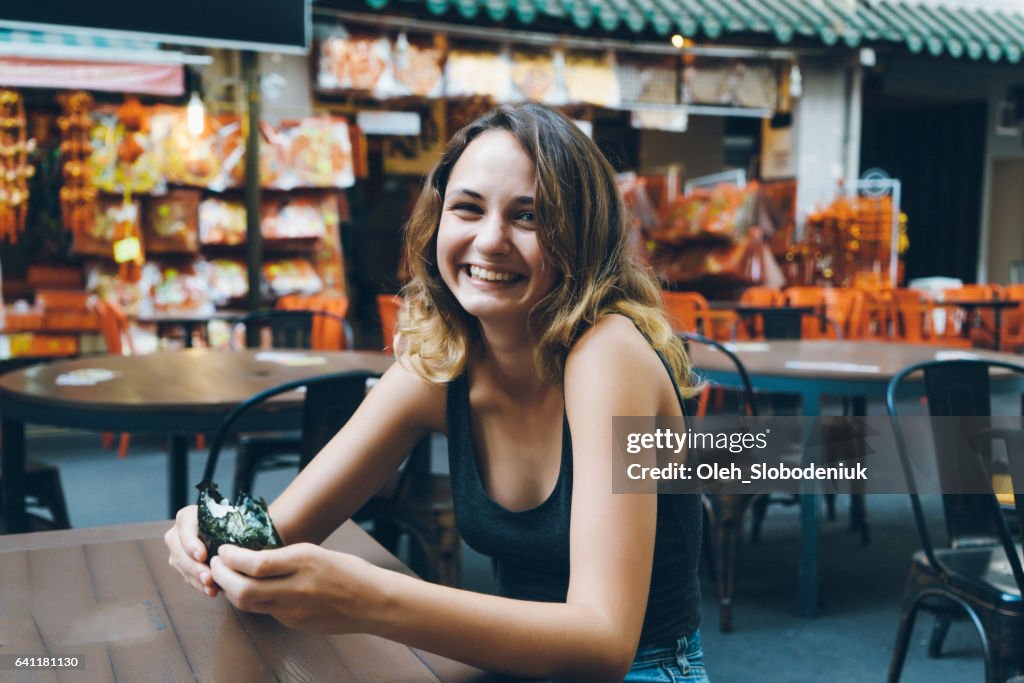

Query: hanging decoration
[[57, 91, 97, 243], [112, 97, 148, 283], [0, 89, 37, 243]]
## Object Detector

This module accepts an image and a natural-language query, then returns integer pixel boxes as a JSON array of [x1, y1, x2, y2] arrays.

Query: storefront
[[3, 0, 1022, 355]]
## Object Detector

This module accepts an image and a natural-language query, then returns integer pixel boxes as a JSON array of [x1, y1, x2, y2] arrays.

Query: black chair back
[[761, 310, 842, 340], [886, 359, 1024, 591], [201, 370, 380, 486], [922, 362, 1001, 547], [230, 309, 353, 350], [679, 332, 757, 417]]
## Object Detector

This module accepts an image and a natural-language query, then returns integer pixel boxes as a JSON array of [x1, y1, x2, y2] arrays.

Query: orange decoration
[[0, 89, 37, 244], [117, 97, 147, 132], [57, 91, 97, 242]]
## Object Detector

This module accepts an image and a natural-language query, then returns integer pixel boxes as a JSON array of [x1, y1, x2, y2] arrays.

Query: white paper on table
[[933, 351, 981, 361], [723, 342, 772, 353], [783, 360, 881, 373], [254, 352, 327, 367], [56, 368, 120, 386]]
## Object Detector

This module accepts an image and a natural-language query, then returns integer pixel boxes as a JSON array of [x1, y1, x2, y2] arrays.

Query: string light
[[671, 35, 695, 49], [186, 92, 206, 136]]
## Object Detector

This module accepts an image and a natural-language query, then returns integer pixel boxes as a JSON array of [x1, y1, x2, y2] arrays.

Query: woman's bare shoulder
[[564, 314, 669, 400], [373, 361, 449, 435], [567, 314, 657, 369]]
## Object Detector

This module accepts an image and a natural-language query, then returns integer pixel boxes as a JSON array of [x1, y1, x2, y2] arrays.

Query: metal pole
[[243, 50, 263, 315], [890, 180, 901, 287]]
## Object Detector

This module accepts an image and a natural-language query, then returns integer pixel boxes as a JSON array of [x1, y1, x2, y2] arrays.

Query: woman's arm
[[212, 316, 675, 681], [166, 362, 443, 596], [270, 361, 447, 545]]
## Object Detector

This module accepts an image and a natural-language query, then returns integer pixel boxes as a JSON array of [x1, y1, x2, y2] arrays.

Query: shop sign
[[0, 57, 183, 96], [357, 110, 421, 137]]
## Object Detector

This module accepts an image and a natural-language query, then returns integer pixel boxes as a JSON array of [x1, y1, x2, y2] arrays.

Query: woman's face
[[436, 130, 558, 326]]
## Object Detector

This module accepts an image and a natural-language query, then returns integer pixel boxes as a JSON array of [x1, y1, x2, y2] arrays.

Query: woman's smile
[[464, 264, 525, 285]]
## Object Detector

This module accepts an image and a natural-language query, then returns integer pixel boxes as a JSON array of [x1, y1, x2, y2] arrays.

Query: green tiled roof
[[371, 0, 1024, 62]]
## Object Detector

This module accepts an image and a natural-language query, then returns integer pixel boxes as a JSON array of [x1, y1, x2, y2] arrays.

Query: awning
[[867, 1, 1024, 63], [358, 0, 877, 46], [345, 0, 1024, 62], [0, 29, 212, 95]]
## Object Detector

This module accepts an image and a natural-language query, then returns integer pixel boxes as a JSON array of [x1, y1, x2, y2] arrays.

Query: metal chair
[[229, 309, 354, 351], [201, 370, 461, 586], [227, 308, 354, 492], [885, 359, 1024, 683], [662, 291, 736, 340], [0, 460, 71, 531], [736, 309, 861, 542], [681, 332, 760, 632], [731, 308, 842, 341], [93, 298, 133, 459]]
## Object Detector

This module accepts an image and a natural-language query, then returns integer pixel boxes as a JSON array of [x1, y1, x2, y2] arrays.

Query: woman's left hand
[[210, 543, 383, 634]]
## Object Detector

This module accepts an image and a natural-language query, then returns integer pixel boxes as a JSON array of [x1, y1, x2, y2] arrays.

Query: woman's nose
[[473, 212, 511, 255]]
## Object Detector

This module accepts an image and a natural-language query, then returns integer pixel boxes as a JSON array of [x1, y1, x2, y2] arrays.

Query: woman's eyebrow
[[448, 187, 483, 200], [447, 188, 534, 205]]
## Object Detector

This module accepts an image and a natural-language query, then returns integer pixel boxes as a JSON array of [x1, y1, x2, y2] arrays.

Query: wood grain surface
[[0, 521, 501, 683], [0, 349, 394, 415]]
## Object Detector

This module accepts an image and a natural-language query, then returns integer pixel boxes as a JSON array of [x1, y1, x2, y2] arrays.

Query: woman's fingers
[[209, 555, 279, 613], [176, 505, 207, 563], [165, 506, 219, 597], [217, 544, 302, 578]]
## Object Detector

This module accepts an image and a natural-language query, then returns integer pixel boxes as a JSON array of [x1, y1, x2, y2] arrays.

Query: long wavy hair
[[397, 102, 694, 394]]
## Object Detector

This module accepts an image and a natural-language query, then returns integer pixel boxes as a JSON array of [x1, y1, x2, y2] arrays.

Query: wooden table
[[687, 339, 1024, 617], [707, 303, 817, 339], [0, 349, 393, 534], [0, 520, 499, 682], [938, 298, 1019, 349]]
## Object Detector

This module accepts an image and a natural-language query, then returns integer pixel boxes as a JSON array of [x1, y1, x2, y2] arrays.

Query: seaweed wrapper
[[196, 481, 283, 557]]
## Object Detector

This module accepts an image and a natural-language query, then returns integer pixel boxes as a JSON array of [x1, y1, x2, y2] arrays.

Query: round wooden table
[[0, 349, 394, 533], [686, 339, 1024, 617]]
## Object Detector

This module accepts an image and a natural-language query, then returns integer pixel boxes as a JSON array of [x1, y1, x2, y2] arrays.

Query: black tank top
[[445, 350, 702, 648]]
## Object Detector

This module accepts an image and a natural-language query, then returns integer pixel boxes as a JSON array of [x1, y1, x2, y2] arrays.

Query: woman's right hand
[[164, 505, 219, 597]]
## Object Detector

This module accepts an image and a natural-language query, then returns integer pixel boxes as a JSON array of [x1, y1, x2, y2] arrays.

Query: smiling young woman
[[166, 102, 707, 682]]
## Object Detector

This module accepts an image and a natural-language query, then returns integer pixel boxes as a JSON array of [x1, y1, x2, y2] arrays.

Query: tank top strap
[[628, 321, 689, 420]]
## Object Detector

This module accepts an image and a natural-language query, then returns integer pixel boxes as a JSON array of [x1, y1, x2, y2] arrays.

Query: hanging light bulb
[[186, 92, 205, 136], [789, 64, 803, 99]]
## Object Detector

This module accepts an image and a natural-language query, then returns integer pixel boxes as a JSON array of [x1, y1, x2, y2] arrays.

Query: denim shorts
[[624, 628, 710, 682]]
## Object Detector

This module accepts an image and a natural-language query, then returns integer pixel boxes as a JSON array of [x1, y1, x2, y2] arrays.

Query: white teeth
[[468, 265, 520, 282]]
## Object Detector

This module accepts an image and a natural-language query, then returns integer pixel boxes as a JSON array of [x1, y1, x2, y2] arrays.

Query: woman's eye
[[451, 203, 482, 214], [516, 211, 536, 224]]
